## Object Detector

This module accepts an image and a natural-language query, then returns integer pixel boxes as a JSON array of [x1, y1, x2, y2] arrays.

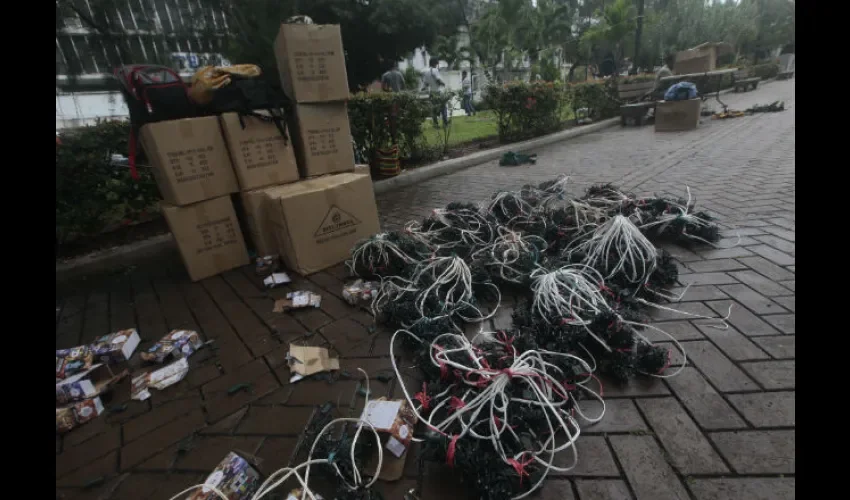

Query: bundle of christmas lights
[[342, 176, 727, 499]]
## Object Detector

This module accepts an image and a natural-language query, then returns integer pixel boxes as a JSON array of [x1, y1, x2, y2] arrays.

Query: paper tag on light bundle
[[361, 400, 402, 430], [263, 272, 291, 288], [386, 436, 408, 458]]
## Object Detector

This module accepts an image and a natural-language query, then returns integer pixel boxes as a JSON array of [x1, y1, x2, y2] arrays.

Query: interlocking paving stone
[[636, 397, 729, 474], [551, 435, 619, 476], [753, 335, 795, 359], [704, 300, 779, 337], [609, 435, 690, 500], [710, 430, 795, 474], [741, 360, 795, 389], [689, 478, 796, 500], [747, 244, 795, 266], [728, 270, 792, 296], [763, 313, 795, 334], [736, 256, 795, 281], [692, 324, 770, 361], [717, 284, 787, 315], [679, 341, 758, 392], [727, 391, 795, 427], [685, 259, 748, 273], [581, 399, 647, 434], [665, 366, 746, 429], [574, 480, 631, 500]]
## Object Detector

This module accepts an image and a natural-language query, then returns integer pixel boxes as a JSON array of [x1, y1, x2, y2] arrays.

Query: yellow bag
[[187, 64, 262, 105]]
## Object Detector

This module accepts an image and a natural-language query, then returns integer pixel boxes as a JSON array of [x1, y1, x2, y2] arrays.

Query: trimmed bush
[[483, 81, 569, 143], [348, 91, 432, 166], [56, 120, 160, 250], [752, 63, 780, 80], [568, 80, 620, 120]]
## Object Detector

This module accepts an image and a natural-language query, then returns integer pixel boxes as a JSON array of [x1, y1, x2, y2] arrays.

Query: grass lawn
[[421, 108, 576, 148], [422, 110, 499, 147]]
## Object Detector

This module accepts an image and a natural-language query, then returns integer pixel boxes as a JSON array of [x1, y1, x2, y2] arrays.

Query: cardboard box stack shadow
[[140, 116, 250, 281]]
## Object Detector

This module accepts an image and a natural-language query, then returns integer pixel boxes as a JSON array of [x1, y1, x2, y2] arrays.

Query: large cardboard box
[[291, 103, 356, 178], [219, 111, 299, 191], [141, 116, 239, 206], [236, 187, 280, 256], [162, 196, 250, 281], [265, 172, 380, 275], [674, 42, 732, 75], [655, 99, 701, 132], [274, 23, 349, 103]]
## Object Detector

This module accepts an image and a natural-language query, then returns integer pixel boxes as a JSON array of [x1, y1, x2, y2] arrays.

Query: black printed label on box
[[293, 51, 334, 82], [314, 205, 360, 245], [239, 137, 283, 170], [196, 218, 239, 255], [167, 146, 217, 183], [306, 127, 340, 158]]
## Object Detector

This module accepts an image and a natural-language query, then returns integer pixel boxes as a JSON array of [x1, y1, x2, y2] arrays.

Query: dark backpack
[[114, 65, 196, 179], [200, 75, 291, 143]]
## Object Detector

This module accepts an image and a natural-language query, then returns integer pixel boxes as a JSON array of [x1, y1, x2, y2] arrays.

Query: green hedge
[[483, 81, 569, 143], [752, 63, 780, 80], [56, 121, 160, 249], [348, 91, 433, 166], [568, 80, 621, 120]]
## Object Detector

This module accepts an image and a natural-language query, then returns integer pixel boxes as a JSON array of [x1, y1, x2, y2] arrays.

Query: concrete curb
[[57, 118, 620, 283], [374, 118, 620, 195]]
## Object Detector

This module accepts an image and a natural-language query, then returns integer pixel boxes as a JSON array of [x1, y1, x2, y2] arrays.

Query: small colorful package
[[342, 279, 378, 306], [56, 345, 94, 381], [55, 363, 128, 405], [56, 396, 105, 433], [90, 329, 141, 364], [188, 452, 261, 500], [140, 330, 204, 364]]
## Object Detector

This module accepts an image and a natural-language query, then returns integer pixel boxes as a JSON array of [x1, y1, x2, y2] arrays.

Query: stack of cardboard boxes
[[140, 23, 380, 282]]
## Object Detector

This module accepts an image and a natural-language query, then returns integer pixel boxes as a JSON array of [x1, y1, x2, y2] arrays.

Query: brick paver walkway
[[56, 80, 795, 500]]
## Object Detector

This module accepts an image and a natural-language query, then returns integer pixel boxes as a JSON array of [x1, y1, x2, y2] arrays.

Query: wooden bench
[[733, 69, 759, 92]]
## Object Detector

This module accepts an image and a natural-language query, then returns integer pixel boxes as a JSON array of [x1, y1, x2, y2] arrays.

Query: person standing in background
[[421, 59, 448, 128], [381, 63, 406, 92], [461, 70, 475, 116]]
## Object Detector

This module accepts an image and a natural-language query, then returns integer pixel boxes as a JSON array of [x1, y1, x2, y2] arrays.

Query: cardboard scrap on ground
[[273, 291, 322, 312], [263, 272, 292, 288], [90, 328, 141, 364], [131, 357, 190, 401], [287, 344, 339, 383]]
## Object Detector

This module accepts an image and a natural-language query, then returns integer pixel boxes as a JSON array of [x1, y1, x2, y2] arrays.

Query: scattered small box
[[90, 328, 141, 364], [140, 330, 205, 364], [274, 23, 349, 103], [56, 345, 94, 381], [140, 116, 239, 206], [56, 363, 128, 405], [219, 111, 299, 191], [655, 99, 702, 132], [56, 396, 105, 434], [290, 102, 356, 178], [265, 172, 381, 275], [162, 195, 251, 282], [188, 452, 262, 500]]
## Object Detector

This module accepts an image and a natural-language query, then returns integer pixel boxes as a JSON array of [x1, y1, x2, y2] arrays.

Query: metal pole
[[631, 0, 645, 75]]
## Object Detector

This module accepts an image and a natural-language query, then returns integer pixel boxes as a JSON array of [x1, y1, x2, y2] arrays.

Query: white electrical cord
[[566, 215, 658, 285], [347, 233, 423, 276], [168, 370, 382, 500], [412, 256, 500, 323], [388, 329, 606, 499], [471, 226, 548, 284]]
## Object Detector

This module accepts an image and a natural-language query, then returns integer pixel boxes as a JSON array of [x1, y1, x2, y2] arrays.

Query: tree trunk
[[631, 0, 644, 75]]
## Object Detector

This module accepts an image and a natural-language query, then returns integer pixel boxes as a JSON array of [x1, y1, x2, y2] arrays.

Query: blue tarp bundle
[[664, 81, 698, 101]]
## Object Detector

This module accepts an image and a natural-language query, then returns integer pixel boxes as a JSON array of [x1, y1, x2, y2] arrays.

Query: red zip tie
[[449, 396, 466, 411], [446, 435, 460, 467], [507, 453, 534, 485], [414, 383, 431, 412], [658, 347, 672, 374]]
